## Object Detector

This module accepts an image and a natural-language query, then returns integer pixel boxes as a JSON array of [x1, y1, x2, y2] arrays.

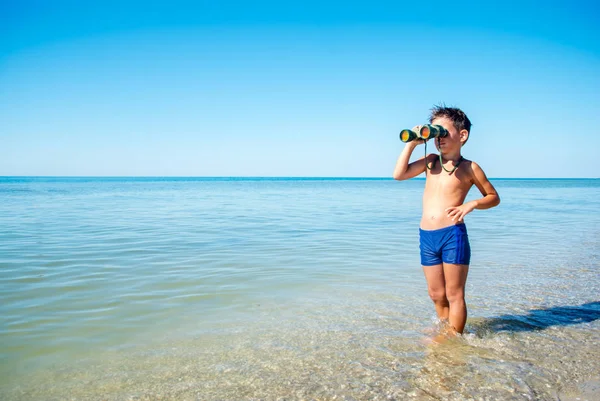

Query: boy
[[393, 105, 500, 336]]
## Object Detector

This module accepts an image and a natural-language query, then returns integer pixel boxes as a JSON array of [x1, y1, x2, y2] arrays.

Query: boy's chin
[[438, 146, 456, 154]]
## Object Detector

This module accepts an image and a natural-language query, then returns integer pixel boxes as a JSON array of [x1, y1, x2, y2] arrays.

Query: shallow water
[[1, 177, 599, 400]]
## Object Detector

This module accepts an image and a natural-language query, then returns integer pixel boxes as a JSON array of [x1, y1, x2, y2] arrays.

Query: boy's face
[[431, 116, 469, 154]]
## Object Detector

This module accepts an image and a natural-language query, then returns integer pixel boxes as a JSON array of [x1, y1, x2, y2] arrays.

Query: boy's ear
[[460, 129, 469, 143]]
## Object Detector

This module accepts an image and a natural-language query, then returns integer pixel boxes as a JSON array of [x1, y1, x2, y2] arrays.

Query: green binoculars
[[399, 124, 449, 143]]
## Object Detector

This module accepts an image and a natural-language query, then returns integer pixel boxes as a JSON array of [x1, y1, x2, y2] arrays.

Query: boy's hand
[[408, 125, 425, 146], [445, 202, 476, 222]]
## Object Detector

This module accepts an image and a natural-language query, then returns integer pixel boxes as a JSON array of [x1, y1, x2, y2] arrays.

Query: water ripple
[[0, 177, 599, 400]]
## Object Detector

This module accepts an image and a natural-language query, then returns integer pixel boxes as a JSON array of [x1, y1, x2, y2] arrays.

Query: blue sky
[[1, 1, 599, 177]]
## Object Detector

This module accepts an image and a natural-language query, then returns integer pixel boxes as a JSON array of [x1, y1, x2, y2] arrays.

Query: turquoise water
[[1, 177, 599, 400]]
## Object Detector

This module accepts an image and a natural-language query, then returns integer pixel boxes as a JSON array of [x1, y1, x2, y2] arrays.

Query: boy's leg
[[442, 263, 469, 334], [422, 264, 449, 320]]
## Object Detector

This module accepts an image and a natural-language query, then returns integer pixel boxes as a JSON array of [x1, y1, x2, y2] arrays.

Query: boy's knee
[[445, 287, 465, 303], [428, 288, 447, 303]]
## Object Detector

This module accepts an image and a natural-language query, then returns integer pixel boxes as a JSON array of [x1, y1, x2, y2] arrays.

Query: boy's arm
[[393, 140, 433, 181], [445, 162, 500, 222], [469, 162, 500, 209]]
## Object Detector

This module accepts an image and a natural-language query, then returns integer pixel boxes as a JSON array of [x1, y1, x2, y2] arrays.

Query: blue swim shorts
[[419, 223, 471, 266]]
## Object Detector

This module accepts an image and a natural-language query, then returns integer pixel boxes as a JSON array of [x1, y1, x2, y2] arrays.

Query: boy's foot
[[430, 333, 450, 345], [445, 325, 459, 336], [422, 318, 450, 334], [421, 322, 461, 346]]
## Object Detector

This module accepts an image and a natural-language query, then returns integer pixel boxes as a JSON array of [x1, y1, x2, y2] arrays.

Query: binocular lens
[[419, 125, 448, 140], [399, 129, 418, 143], [420, 126, 432, 139]]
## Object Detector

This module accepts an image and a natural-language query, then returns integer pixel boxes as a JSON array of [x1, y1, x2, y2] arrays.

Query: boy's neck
[[439, 151, 463, 164]]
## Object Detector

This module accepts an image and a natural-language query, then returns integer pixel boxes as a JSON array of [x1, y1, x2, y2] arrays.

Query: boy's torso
[[420, 157, 474, 230]]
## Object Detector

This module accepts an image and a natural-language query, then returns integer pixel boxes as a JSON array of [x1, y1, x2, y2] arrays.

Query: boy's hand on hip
[[445, 202, 476, 222]]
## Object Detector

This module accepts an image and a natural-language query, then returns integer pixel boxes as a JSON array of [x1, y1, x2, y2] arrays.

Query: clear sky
[[2, 1, 599, 178]]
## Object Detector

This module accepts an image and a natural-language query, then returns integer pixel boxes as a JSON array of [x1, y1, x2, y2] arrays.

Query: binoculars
[[399, 124, 448, 143]]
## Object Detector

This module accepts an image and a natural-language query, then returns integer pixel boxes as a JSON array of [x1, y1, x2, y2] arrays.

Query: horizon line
[[1, 176, 598, 180]]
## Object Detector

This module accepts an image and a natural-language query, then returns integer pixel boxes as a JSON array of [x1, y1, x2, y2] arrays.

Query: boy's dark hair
[[429, 105, 472, 135]]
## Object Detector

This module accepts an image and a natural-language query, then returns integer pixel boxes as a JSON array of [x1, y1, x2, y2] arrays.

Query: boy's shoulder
[[461, 158, 485, 173], [460, 158, 492, 184]]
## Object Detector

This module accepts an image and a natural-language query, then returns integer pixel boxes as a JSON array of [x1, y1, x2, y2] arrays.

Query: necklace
[[423, 140, 464, 175], [440, 155, 463, 174]]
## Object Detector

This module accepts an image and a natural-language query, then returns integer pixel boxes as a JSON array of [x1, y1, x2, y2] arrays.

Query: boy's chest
[[425, 168, 471, 192]]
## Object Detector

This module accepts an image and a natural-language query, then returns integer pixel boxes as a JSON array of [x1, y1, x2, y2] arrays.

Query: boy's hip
[[419, 223, 470, 265]]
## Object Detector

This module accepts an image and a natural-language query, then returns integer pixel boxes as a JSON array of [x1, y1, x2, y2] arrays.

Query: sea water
[[1, 177, 598, 400]]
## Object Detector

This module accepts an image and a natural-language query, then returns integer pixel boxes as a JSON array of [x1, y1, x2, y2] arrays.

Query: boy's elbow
[[493, 194, 501, 207], [393, 172, 406, 181]]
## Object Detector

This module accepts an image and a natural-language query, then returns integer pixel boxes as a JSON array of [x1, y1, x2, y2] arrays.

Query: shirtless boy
[[393, 105, 500, 336]]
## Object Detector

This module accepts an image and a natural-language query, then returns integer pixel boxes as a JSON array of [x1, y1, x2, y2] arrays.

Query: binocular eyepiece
[[399, 124, 449, 143]]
